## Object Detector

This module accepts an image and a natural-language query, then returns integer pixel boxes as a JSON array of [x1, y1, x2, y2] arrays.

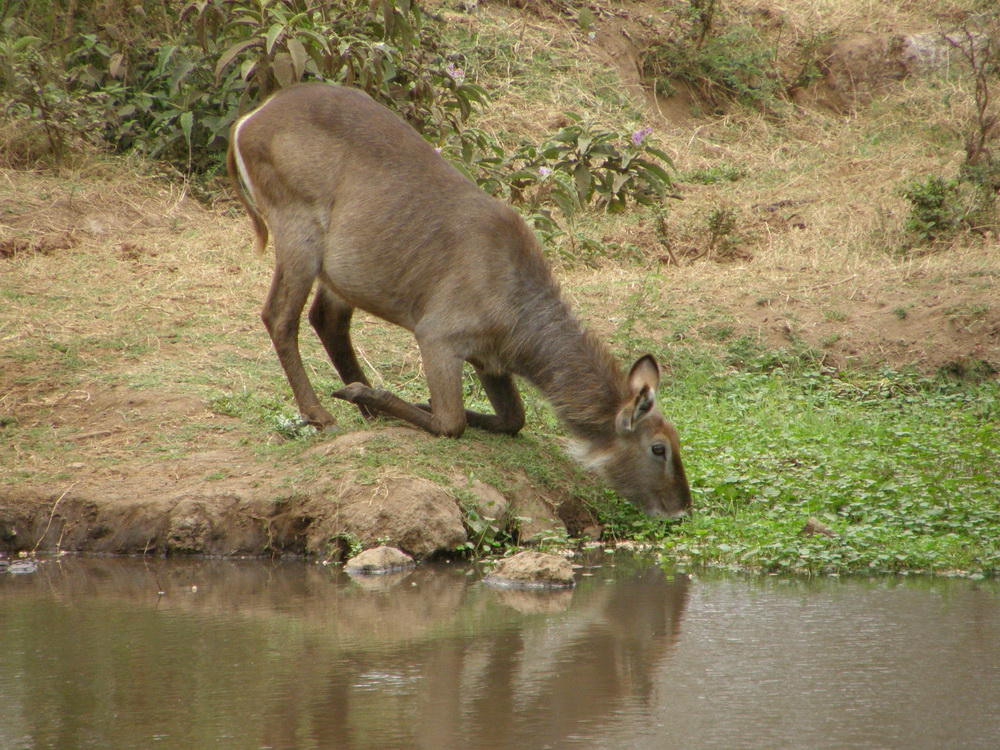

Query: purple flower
[[447, 63, 465, 82], [631, 126, 653, 146], [538, 166, 552, 177]]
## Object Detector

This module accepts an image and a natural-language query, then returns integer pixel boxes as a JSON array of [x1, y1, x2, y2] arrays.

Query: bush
[[640, 1, 785, 113], [448, 116, 675, 213], [899, 176, 963, 243], [0, 1, 486, 175]]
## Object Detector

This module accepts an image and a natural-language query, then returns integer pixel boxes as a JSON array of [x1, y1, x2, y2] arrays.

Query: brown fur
[[226, 83, 691, 517]]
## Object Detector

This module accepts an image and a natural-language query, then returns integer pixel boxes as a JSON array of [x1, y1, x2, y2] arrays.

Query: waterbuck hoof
[[302, 407, 337, 430], [332, 383, 371, 403]]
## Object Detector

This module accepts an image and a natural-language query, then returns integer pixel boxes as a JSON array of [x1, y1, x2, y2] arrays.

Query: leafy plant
[[457, 490, 515, 557], [642, 8, 785, 113], [536, 116, 676, 212], [681, 163, 746, 184], [948, 19, 1000, 235], [451, 116, 675, 216], [705, 206, 738, 253], [898, 15, 1000, 246], [0, 1, 487, 176], [899, 176, 962, 243], [196, 0, 487, 142], [651, 354, 1000, 576]]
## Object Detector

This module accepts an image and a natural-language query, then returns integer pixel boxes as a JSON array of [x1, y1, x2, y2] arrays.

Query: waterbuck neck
[[508, 286, 628, 445]]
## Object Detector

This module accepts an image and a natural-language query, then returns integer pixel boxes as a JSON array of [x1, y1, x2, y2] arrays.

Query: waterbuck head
[[577, 355, 691, 518]]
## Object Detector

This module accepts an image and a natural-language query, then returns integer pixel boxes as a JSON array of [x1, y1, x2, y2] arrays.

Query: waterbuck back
[[227, 82, 691, 517]]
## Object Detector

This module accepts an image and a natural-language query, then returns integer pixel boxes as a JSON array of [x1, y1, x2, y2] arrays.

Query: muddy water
[[1, 557, 998, 750]]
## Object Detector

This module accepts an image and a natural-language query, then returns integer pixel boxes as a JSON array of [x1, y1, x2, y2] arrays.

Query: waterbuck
[[227, 83, 691, 517]]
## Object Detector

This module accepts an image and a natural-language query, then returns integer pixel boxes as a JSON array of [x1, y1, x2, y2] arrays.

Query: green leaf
[[644, 146, 675, 167], [611, 171, 630, 196], [635, 160, 674, 186], [12, 36, 42, 52], [574, 162, 592, 203], [287, 36, 308, 80], [240, 58, 257, 82], [551, 127, 580, 144], [297, 29, 331, 51], [215, 39, 259, 81], [272, 51, 295, 88], [108, 52, 126, 80], [589, 143, 619, 157], [168, 55, 196, 95], [265, 23, 284, 56], [179, 110, 194, 148]]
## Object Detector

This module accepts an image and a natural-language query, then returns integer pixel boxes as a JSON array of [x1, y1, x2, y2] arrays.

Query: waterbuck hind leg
[[307, 286, 375, 419], [262, 259, 336, 430]]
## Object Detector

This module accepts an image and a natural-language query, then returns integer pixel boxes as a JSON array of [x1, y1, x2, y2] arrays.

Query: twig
[[143, 550, 166, 597], [68, 429, 114, 442], [804, 274, 858, 293], [31, 482, 77, 555]]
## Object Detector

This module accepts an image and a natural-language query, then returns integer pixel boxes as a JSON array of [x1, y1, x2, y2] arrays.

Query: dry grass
[[1, 0, 997, 402], [431, 0, 999, 371]]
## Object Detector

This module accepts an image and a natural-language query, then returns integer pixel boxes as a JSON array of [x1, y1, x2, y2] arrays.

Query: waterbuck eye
[[651, 443, 667, 458]]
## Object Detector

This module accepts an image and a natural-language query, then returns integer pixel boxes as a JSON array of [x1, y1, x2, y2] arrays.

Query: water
[[1, 556, 998, 750]]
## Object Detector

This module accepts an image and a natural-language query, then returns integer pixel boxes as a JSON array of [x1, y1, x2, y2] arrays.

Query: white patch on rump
[[231, 110, 260, 213]]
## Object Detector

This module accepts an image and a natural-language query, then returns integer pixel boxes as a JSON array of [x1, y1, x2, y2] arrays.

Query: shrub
[[641, 1, 785, 113], [0, 1, 486, 175], [448, 116, 675, 213], [899, 176, 962, 243]]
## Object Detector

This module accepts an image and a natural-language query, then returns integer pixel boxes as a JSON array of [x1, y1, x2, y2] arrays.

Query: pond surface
[[1, 555, 998, 750]]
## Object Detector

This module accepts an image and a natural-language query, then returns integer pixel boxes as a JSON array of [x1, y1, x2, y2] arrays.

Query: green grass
[[204, 324, 999, 577], [600, 351, 1000, 577]]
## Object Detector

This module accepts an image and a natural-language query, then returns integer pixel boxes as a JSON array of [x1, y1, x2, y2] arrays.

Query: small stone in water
[[345, 546, 416, 575]]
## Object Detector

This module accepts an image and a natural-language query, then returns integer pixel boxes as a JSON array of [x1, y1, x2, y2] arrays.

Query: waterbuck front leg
[[467, 369, 525, 435], [262, 258, 337, 430], [332, 337, 468, 437], [307, 286, 375, 419]]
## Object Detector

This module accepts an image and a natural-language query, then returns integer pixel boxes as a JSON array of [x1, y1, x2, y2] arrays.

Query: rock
[[335, 477, 468, 559], [798, 30, 991, 112], [900, 31, 989, 75], [466, 480, 509, 524], [7, 558, 38, 575], [166, 498, 220, 554], [345, 545, 415, 575], [484, 550, 575, 589], [508, 487, 567, 544]]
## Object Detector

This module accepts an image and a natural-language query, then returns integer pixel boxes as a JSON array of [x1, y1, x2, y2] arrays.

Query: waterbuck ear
[[616, 356, 660, 435], [627, 354, 661, 394]]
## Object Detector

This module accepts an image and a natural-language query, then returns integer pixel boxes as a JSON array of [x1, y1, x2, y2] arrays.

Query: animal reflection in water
[[260, 564, 690, 749]]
